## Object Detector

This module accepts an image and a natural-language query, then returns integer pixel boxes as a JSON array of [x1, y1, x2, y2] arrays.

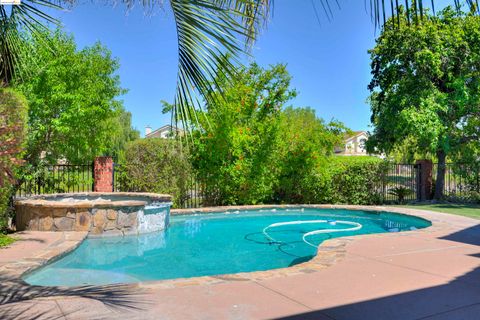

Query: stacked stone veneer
[[15, 193, 172, 236]]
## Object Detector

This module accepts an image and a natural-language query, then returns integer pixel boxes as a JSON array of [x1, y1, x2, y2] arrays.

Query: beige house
[[145, 125, 183, 139], [335, 131, 369, 156]]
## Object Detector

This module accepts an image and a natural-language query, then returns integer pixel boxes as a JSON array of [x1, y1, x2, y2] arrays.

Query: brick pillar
[[415, 159, 433, 201], [94, 156, 114, 192]]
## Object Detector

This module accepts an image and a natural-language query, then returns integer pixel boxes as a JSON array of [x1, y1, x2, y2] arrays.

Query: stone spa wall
[[14, 193, 172, 236]]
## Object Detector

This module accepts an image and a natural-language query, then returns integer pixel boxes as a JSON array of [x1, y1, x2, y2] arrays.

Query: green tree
[[191, 63, 296, 205], [190, 63, 347, 205], [105, 109, 140, 161], [367, 7, 480, 199], [14, 30, 127, 164]]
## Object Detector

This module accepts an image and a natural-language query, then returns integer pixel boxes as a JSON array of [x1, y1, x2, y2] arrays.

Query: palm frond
[[366, 0, 479, 27], [169, 0, 270, 133], [0, 0, 70, 86], [2, 0, 478, 134], [169, 0, 480, 133]]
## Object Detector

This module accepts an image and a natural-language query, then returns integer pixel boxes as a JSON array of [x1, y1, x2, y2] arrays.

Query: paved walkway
[[0, 231, 64, 267], [0, 207, 479, 320]]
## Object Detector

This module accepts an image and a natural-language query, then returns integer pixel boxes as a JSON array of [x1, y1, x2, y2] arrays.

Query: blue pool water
[[24, 208, 431, 286]]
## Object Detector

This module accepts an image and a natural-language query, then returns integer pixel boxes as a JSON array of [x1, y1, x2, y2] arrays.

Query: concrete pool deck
[[0, 205, 479, 320]]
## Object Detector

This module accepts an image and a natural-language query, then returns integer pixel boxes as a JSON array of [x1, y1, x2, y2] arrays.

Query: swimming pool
[[24, 208, 431, 286]]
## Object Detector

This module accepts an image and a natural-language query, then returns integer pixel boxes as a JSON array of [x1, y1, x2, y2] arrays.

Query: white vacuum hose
[[263, 220, 362, 248]]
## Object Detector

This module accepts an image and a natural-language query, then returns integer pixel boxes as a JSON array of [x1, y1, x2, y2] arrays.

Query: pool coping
[[1, 205, 452, 288], [14, 192, 172, 209]]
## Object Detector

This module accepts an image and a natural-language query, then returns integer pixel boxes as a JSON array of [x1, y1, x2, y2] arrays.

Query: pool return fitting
[[262, 220, 362, 248]]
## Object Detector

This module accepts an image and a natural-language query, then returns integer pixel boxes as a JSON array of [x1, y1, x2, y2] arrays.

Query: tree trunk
[[434, 150, 446, 200]]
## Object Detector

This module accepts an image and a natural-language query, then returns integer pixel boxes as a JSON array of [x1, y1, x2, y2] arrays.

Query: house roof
[[344, 130, 367, 142], [145, 124, 183, 138]]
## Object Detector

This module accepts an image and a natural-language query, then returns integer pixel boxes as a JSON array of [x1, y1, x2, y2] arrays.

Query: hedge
[[115, 138, 192, 208]]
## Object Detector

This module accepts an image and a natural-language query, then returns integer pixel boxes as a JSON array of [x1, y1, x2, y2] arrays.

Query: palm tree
[[1, 0, 271, 127], [0, 0, 478, 128]]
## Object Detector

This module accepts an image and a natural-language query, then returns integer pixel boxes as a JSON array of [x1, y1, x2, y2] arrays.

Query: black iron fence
[[379, 163, 418, 203], [433, 163, 480, 202], [115, 162, 419, 207], [177, 164, 419, 207], [16, 164, 94, 197], [14, 160, 479, 205], [179, 176, 203, 209], [113, 163, 203, 209]]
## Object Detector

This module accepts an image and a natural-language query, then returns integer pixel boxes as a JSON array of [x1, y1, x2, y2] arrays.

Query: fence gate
[[381, 163, 418, 203]]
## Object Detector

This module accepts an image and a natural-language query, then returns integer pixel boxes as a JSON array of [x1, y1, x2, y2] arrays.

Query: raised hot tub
[[14, 192, 172, 236]]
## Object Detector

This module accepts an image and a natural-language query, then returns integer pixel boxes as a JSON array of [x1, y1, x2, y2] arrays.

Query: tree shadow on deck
[[440, 224, 480, 246], [275, 224, 480, 320], [0, 275, 148, 320]]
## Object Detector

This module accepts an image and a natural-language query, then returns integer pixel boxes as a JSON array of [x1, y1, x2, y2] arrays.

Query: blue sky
[[53, 0, 450, 136]]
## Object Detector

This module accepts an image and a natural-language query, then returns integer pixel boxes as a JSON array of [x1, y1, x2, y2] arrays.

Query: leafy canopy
[[367, 6, 480, 161], [105, 109, 140, 161], [190, 62, 346, 205], [191, 63, 295, 205], [14, 30, 129, 164]]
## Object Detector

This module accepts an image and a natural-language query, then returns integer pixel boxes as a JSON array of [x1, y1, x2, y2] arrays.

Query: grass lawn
[[394, 203, 480, 220], [0, 234, 15, 247]]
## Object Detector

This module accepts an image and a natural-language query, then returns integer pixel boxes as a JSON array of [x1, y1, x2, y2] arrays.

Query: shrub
[[298, 156, 387, 205], [327, 157, 387, 205], [195, 152, 388, 206], [191, 63, 296, 206], [388, 186, 415, 204], [273, 107, 346, 204], [444, 191, 480, 204], [0, 89, 28, 186], [115, 138, 192, 208], [0, 185, 14, 231], [191, 63, 347, 206], [0, 89, 28, 232]]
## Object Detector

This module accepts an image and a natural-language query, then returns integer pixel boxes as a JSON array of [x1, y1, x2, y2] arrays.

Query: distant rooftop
[[145, 124, 183, 139]]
